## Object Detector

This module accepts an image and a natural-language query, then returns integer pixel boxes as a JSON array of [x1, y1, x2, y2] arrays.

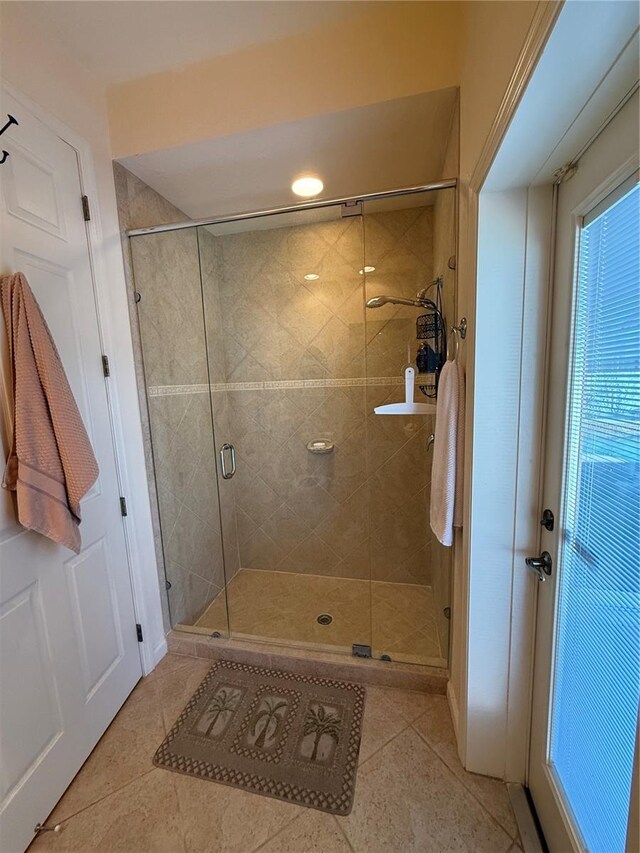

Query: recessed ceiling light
[[291, 176, 324, 197], [304, 273, 320, 281], [359, 266, 376, 275]]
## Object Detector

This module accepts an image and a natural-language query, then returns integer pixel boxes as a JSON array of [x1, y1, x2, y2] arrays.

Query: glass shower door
[[130, 188, 454, 668], [362, 191, 455, 666], [130, 228, 230, 636], [197, 206, 372, 655]]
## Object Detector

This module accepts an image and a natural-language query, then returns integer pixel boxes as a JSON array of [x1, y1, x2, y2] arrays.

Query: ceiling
[[17, 1, 369, 84], [119, 88, 458, 221]]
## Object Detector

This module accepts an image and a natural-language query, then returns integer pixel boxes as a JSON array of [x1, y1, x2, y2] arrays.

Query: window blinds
[[550, 181, 639, 852]]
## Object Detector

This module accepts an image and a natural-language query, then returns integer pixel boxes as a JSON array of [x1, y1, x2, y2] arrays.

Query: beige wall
[[107, 2, 462, 158]]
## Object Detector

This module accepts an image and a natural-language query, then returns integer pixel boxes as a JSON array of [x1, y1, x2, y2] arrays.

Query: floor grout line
[[250, 811, 305, 852], [42, 668, 206, 834], [332, 813, 356, 851], [410, 721, 517, 845], [46, 767, 158, 829], [164, 768, 194, 853], [357, 719, 413, 770]]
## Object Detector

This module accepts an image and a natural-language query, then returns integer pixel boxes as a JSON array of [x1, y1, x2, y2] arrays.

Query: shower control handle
[[220, 443, 236, 480]]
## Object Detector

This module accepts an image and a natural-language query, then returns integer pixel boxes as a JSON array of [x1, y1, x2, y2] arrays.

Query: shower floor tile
[[192, 569, 446, 667]]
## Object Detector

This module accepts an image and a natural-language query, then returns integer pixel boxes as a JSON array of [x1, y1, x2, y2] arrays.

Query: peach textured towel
[[1, 273, 99, 553], [430, 359, 465, 546]]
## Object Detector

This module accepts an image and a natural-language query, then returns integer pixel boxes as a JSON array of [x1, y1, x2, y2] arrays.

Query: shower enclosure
[[129, 183, 456, 668]]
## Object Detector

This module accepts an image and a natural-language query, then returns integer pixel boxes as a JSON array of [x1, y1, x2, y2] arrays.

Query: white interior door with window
[[528, 93, 639, 852], [0, 89, 142, 852]]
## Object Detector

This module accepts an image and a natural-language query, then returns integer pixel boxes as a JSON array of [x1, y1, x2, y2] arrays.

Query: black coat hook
[[0, 115, 18, 137], [0, 115, 18, 165]]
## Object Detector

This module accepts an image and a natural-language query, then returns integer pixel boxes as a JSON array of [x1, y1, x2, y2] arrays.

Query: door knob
[[525, 551, 553, 582]]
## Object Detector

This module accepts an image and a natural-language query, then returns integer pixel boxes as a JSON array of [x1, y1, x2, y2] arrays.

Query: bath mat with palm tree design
[[153, 659, 366, 815]]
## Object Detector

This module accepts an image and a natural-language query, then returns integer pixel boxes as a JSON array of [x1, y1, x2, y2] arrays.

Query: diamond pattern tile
[[138, 205, 452, 662]]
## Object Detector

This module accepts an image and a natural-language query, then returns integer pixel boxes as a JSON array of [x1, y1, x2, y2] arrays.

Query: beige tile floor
[[30, 654, 522, 853], [192, 569, 447, 667]]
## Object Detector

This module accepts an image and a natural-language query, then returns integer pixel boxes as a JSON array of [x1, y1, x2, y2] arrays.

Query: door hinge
[[101, 354, 110, 377], [119, 496, 128, 517], [136, 623, 143, 642], [81, 195, 91, 221]]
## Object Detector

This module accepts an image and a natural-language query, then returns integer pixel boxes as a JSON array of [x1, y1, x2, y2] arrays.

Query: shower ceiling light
[[359, 266, 376, 275], [304, 273, 320, 281], [291, 176, 324, 197]]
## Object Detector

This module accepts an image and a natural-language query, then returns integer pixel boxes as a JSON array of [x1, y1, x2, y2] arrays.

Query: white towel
[[453, 359, 465, 529], [430, 359, 465, 546]]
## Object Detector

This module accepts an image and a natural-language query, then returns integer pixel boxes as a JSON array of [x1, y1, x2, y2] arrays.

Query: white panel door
[[0, 90, 142, 853]]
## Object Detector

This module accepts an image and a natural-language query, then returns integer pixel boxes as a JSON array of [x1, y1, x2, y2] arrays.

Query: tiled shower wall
[[117, 162, 454, 647], [114, 163, 186, 631], [200, 204, 449, 587], [115, 165, 236, 628]]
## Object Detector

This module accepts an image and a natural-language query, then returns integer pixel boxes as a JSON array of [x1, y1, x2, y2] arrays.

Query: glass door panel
[[362, 191, 455, 667], [548, 181, 639, 851], [529, 93, 639, 848], [130, 228, 230, 636], [197, 205, 372, 655]]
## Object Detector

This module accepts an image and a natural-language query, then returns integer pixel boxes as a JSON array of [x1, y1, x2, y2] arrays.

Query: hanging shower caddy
[[415, 276, 446, 397], [373, 277, 445, 417]]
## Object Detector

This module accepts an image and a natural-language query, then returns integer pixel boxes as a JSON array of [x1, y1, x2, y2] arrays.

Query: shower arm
[[365, 293, 439, 310], [366, 277, 443, 311]]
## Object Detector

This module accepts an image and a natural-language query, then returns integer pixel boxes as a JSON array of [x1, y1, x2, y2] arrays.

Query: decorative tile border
[[147, 376, 404, 397], [147, 383, 210, 397]]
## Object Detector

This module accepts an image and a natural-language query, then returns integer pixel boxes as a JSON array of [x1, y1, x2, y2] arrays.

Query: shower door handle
[[219, 443, 236, 479]]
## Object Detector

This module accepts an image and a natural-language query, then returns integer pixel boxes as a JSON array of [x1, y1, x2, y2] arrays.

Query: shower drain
[[317, 613, 333, 626]]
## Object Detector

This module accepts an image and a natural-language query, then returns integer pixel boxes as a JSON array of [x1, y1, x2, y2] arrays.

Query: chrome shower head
[[365, 295, 393, 308], [365, 295, 429, 309]]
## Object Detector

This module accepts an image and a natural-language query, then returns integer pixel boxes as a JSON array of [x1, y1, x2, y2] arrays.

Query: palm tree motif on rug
[[195, 685, 243, 739], [300, 702, 342, 764], [247, 695, 289, 751]]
